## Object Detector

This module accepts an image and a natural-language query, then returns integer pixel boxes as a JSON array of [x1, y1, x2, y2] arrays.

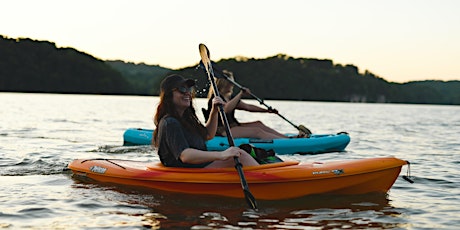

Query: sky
[[2, 0, 459, 83]]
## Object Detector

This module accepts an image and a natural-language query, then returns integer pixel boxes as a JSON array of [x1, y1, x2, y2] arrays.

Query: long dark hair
[[152, 89, 207, 147]]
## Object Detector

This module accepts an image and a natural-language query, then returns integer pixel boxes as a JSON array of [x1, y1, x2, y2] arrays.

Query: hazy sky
[[3, 0, 459, 83]]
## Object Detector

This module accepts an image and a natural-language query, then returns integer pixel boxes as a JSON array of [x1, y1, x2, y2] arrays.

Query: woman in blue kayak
[[206, 70, 289, 139], [153, 74, 259, 168]]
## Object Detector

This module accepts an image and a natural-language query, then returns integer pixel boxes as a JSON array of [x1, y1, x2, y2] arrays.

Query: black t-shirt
[[157, 116, 211, 168]]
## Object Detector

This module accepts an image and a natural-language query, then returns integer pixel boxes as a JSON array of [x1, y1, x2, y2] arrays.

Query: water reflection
[[70, 176, 407, 229]]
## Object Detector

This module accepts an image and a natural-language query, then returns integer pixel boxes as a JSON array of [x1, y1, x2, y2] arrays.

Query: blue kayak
[[123, 128, 350, 155]]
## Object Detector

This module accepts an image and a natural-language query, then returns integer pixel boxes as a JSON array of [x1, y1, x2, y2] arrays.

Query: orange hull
[[68, 157, 407, 200]]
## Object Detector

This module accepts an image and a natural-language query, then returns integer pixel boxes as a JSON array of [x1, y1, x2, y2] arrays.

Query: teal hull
[[123, 128, 350, 155]]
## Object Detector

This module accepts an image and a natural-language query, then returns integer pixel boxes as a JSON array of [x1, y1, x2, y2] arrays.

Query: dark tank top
[[206, 95, 240, 128]]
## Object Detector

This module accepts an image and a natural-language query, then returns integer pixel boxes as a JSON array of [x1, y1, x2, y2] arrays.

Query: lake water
[[0, 92, 459, 229]]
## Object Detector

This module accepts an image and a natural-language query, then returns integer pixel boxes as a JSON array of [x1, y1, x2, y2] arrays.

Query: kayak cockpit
[[146, 161, 300, 172]]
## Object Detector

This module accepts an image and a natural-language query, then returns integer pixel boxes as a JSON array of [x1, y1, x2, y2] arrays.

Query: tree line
[[1, 35, 458, 105], [0, 36, 132, 94], [175, 55, 460, 105]]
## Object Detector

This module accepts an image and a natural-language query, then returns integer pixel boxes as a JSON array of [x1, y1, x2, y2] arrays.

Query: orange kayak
[[67, 157, 407, 200]]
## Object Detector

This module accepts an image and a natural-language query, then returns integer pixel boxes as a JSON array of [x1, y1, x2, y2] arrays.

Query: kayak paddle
[[198, 43, 258, 210], [198, 61, 312, 137]]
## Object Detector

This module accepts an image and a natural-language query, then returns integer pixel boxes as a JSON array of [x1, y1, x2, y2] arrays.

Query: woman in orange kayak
[[153, 74, 259, 168]]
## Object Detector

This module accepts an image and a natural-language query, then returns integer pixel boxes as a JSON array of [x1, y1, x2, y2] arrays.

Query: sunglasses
[[174, 86, 195, 94]]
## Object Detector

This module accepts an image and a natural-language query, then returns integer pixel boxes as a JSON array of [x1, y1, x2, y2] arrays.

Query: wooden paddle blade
[[198, 61, 226, 79], [198, 44, 211, 71]]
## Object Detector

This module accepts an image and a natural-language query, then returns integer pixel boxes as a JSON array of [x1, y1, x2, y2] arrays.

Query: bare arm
[[205, 96, 225, 140], [180, 147, 245, 164], [225, 88, 273, 113], [235, 88, 278, 113], [237, 100, 269, 112], [223, 90, 243, 113]]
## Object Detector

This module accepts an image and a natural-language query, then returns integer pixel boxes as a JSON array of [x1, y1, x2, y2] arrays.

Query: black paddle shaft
[[198, 43, 257, 210]]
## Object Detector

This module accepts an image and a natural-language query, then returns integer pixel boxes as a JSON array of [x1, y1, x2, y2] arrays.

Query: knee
[[254, 121, 263, 126], [239, 152, 258, 166], [247, 120, 263, 126], [255, 120, 270, 129], [253, 128, 268, 138]]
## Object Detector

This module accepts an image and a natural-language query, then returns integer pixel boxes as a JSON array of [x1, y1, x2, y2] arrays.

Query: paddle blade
[[198, 44, 211, 72], [244, 189, 258, 210], [298, 125, 312, 137], [198, 61, 226, 78]]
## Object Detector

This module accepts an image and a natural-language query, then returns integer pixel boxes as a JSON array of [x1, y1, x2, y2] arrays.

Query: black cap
[[160, 74, 196, 92]]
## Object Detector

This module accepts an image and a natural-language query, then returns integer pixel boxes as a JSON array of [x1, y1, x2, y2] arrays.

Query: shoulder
[[163, 116, 179, 123], [159, 116, 182, 128]]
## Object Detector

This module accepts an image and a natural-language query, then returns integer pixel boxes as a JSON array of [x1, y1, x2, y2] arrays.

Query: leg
[[228, 125, 285, 139], [239, 121, 287, 138], [205, 151, 259, 168]]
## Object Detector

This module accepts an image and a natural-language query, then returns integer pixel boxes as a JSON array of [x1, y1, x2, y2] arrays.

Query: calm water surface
[[0, 93, 459, 229]]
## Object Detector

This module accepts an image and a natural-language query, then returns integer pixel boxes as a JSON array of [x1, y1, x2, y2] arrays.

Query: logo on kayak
[[332, 169, 344, 175], [90, 165, 107, 174], [313, 169, 344, 175]]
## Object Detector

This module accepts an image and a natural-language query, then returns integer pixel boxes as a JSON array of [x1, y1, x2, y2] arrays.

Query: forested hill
[[105, 60, 170, 95], [0, 36, 133, 94], [176, 56, 460, 104], [1, 35, 459, 105]]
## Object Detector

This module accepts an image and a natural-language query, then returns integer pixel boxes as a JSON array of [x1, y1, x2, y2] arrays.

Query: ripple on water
[[0, 157, 68, 176]]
